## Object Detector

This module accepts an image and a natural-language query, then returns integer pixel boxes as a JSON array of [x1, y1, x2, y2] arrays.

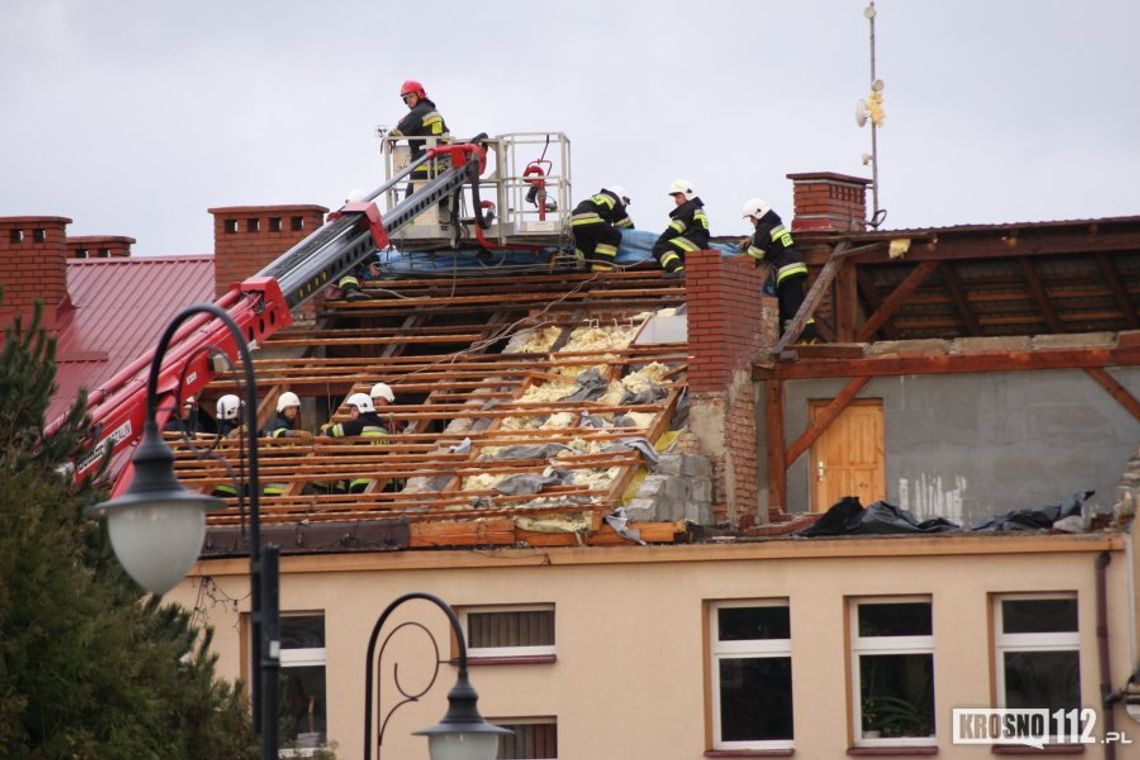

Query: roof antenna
[[855, 2, 888, 228]]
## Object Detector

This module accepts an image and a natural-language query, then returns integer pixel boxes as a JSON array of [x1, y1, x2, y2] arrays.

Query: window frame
[[276, 612, 329, 758], [993, 592, 1080, 742], [489, 715, 558, 760], [849, 595, 936, 749], [708, 599, 794, 752], [459, 604, 557, 660]]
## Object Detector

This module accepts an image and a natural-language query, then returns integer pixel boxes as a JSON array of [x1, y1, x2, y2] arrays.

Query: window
[[74, 249, 89, 259], [97, 248, 110, 258], [492, 717, 557, 759], [246, 217, 260, 233], [850, 597, 935, 746], [460, 605, 555, 660], [995, 595, 1080, 719], [224, 218, 238, 234], [278, 614, 328, 756], [709, 600, 794, 751], [291, 215, 304, 231], [33, 228, 46, 242], [270, 216, 283, 232]]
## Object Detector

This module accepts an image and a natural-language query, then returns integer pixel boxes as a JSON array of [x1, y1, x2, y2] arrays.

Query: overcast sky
[[2, 0, 1137, 256]]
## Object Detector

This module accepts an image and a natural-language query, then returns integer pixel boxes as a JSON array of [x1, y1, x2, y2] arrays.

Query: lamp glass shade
[[107, 497, 210, 595], [426, 732, 500, 760]]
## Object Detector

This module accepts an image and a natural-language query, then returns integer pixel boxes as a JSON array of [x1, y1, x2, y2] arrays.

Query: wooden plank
[[765, 379, 786, 515], [939, 264, 982, 336], [774, 241, 853, 352], [763, 344, 1140, 380], [1096, 252, 1140, 329], [834, 260, 859, 342], [854, 267, 899, 340], [784, 376, 871, 468], [1084, 367, 1140, 422], [1018, 257, 1063, 332], [856, 260, 940, 341], [848, 227, 1140, 264]]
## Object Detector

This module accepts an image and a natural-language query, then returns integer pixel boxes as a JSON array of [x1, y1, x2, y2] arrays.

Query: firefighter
[[370, 382, 396, 409], [321, 392, 391, 493], [652, 179, 709, 277], [262, 391, 312, 496], [740, 198, 820, 344], [164, 395, 212, 435], [263, 391, 309, 438], [215, 394, 243, 438], [570, 185, 633, 272], [386, 80, 449, 195], [211, 394, 244, 499]]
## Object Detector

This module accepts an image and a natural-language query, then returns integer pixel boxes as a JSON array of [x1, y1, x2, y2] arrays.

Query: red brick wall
[[67, 235, 135, 258], [686, 250, 777, 526], [0, 216, 72, 331], [208, 204, 328, 299], [787, 172, 870, 232]]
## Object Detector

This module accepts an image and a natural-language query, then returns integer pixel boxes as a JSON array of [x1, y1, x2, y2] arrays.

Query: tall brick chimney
[[0, 215, 72, 331], [685, 250, 779, 528], [786, 172, 871, 232], [67, 235, 135, 259], [208, 204, 328, 299]]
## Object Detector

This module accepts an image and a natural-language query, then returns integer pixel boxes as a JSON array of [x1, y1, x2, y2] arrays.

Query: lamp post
[[85, 303, 280, 760], [364, 592, 512, 760]]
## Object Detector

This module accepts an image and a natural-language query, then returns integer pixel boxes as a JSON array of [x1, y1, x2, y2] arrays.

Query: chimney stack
[[208, 204, 328, 299], [0, 215, 72, 332], [786, 172, 871, 233], [67, 235, 135, 259]]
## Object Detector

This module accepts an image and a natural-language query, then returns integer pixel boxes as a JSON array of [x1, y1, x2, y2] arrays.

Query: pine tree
[[0, 299, 258, 759]]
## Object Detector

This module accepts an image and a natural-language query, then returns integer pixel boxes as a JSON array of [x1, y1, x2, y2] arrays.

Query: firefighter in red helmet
[[387, 80, 450, 192]]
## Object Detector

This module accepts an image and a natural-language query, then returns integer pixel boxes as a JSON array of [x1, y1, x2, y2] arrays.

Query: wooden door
[[809, 399, 885, 511]]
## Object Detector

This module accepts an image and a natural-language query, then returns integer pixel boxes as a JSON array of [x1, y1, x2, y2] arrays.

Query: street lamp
[[364, 592, 512, 760], [85, 303, 280, 760]]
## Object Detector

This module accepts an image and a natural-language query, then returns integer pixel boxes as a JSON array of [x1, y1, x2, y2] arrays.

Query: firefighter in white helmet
[[263, 391, 309, 438], [652, 179, 709, 277], [322, 392, 393, 492], [740, 198, 819, 344], [210, 394, 245, 499], [370, 382, 396, 408], [215, 394, 243, 438], [570, 185, 633, 272], [165, 394, 211, 435]]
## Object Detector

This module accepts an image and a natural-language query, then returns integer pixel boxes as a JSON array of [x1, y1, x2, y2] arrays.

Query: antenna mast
[[856, 2, 886, 227]]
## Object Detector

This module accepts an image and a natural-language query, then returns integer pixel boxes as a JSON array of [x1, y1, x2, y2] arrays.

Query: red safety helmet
[[400, 80, 426, 100]]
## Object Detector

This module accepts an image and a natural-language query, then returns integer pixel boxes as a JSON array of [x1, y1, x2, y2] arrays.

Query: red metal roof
[[49, 255, 214, 423]]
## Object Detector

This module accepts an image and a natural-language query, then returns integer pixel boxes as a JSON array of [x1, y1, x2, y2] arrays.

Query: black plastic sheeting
[[800, 491, 1095, 537]]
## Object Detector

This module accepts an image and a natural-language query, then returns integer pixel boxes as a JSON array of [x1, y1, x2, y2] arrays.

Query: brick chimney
[[786, 172, 871, 232], [208, 204, 328, 299], [67, 235, 135, 259], [685, 250, 779, 528], [0, 215, 72, 331]]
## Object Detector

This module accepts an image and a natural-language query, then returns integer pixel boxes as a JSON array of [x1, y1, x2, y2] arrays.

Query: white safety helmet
[[370, 382, 396, 403], [346, 392, 375, 413], [217, 394, 242, 421], [667, 179, 697, 201], [742, 198, 771, 221], [605, 185, 631, 207], [276, 391, 301, 413], [345, 187, 366, 204]]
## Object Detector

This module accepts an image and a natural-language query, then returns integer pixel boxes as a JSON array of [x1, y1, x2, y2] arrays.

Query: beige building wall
[[168, 534, 1140, 760]]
